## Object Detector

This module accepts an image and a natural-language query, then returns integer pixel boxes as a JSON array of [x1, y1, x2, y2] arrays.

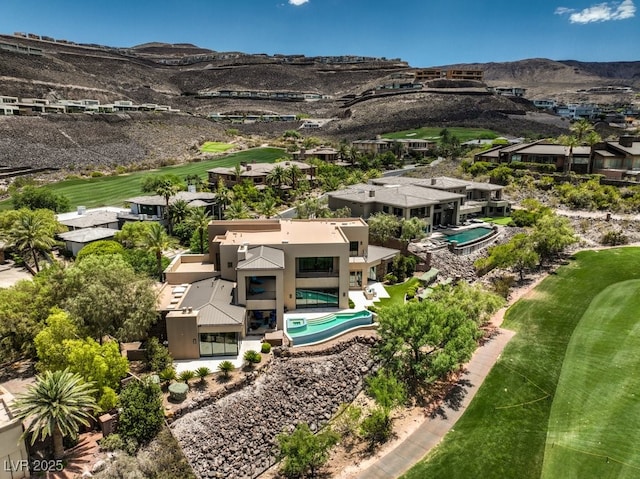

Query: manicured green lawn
[[199, 141, 234, 153], [382, 127, 499, 142], [402, 248, 640, 479], [542, 279, 640, 478], [0, 147, 286, 211], [480, 216, 514, 226], [376, 277, 421, 308]]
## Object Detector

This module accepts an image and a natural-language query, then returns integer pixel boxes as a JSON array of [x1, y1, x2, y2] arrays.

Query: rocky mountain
[[0, 33, 637, 171]]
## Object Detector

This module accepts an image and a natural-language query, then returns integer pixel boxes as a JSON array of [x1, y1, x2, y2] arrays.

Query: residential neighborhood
[[1, 11, 640, 479]]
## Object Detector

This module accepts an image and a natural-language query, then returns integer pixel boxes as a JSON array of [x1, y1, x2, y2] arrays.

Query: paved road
[[355, 328, 516, 479]]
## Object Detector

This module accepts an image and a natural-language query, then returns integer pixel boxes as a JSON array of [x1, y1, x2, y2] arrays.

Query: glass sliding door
[[199, 332, 239, 357]]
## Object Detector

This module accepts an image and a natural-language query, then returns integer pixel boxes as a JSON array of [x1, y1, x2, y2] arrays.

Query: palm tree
[[8, 209, 57, 273], [224, 200, 251, 220], [233, 164, 244, 183], [215, 178, 233, 219], [155, 180, 179, 234], [143, 223, 174, 281], [186, 207, 212, 253], [168, 199, 190, 228], [287, 164, 305, 192], [570, 118, 595, 142], [255, 196, 278, 218], [266, 165, 288, 190], [13, 369, 97, 459], [185, 174, 205, 192]]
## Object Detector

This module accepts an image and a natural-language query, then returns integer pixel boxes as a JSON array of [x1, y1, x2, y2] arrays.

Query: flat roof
[[216, 219, 365, 246], [125, 191, 217, 206], [330, 183, 464, 207], [209, 161, 311, 176], [516, 144, 590, 156]]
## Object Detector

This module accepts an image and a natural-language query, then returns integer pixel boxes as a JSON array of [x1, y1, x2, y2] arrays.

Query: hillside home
[[57, 227, 118, 257], [351, 138, 436, 157], [57, 206, 124, 231], [292, 147, 339, 163], [207, 161, 314, 190], [0, 386, 30, 479], [120, 191, 219, 225], [591, 136, 640, 180], [327, 176, 509, 229], [159, 219, 398, 359], [474, 141, 591, 173]]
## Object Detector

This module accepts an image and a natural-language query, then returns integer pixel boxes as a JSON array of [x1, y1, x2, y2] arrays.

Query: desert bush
[[260, 342, 272, 354], [218, 360, 234, 379], [243, 350, 262, 366], [601, 230, 628, 246]]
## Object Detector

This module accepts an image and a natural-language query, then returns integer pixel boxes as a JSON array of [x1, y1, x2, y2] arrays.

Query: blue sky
[[1, 0, 638, 66]]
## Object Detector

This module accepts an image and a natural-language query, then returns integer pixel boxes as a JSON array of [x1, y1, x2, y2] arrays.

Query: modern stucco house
[[159, 218, 398, 359], [327, 176, 509, 232]]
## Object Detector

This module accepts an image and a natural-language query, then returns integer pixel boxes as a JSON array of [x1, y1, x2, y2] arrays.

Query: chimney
[[431, 178, 437, 185], [237, 243, 248, 261], [246, 165, 252, 171], [368, 190, 375, 198], [619, 136, 634, 148], [77, 205, 86, 215]]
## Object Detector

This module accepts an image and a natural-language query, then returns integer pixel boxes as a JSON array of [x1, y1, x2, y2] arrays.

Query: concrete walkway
[[355, 327, 515, 479]]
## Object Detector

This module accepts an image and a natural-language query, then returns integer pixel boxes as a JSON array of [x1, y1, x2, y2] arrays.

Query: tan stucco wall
[[166, 314, 199, 359], [0, 400, 29, 479]]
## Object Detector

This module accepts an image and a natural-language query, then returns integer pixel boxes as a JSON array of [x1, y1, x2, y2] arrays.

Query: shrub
[[118, 379, 164, 446], [218, 360, 234, 379], [158, 367, 177, 385], [406, 285, 417, 299], [99, 434, 137, 455], [195, 366, 211, 383], [178, 370, 195, 386], [243, 350, 262, 366], [276, 423, 340, 478], [492, 275, 516, 299], [261, 342, 272, 354], [360, 407, 392, 447], [348, 298, 355, 309], [144, 337, 173, 373], [90, 171, 104, 177], [601, 230, 629, 246], [384, 273, 398, 284]]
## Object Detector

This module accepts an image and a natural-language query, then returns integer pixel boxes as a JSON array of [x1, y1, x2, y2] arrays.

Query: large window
[[297, 257, 336, 276], [295, 288, 339, 308], [199, 332, 239, 357], [349, 241, 359, 257]]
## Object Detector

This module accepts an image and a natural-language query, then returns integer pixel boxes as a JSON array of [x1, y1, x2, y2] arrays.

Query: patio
[[348, 281, 390, 309], [173, 336, 263, 374]]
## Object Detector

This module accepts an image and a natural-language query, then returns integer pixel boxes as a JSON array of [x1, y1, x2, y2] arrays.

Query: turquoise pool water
[[286, 310, 374, 346], [445, 226, 493, 245]]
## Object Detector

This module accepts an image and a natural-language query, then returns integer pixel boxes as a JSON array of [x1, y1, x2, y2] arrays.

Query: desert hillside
[[1, 33, 638, 171]]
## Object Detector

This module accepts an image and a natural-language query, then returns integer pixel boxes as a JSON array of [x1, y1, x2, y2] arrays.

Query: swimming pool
[[445, 226, 494, 245], [286, 310, 374, 346]]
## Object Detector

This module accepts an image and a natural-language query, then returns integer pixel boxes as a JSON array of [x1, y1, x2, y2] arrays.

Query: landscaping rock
[[170, 341, 374, 479]]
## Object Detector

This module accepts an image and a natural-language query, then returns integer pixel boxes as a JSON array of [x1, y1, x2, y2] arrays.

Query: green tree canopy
[[76, 240, 125, 261], [62, 255, 158, 342], [529, 214, 576, 266], [375, 299, 480, 391], [368, 212, 401, 245], [12, 185, 70, 213]]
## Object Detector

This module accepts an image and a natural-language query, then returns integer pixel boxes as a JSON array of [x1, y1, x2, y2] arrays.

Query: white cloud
[[555, 0, 636, 23], [288, 0, 309, 5]]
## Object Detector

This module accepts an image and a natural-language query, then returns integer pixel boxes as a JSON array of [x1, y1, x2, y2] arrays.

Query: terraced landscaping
[[403, 247, 640, 479], [0, 147, 286, 211]]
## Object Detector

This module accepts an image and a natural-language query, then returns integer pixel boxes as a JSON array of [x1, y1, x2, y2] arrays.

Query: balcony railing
[[296, 271, 339, 278]]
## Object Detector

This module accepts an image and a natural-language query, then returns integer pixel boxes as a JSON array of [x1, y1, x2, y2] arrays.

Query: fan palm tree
[[186, 207, 212, 253], [266, 165, 288, 190], [215, 178, 233, 219], [168, 199, 190, 228], [255, 196, 278, 218], [155, 180, 179, 234], [13, 369, 97, 459], [233, 164, 244, 182], [8, 209, 57, 273], [143, 223, 174, 281], [224, 199, 251, 220], [287, 164, 305, 192]]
